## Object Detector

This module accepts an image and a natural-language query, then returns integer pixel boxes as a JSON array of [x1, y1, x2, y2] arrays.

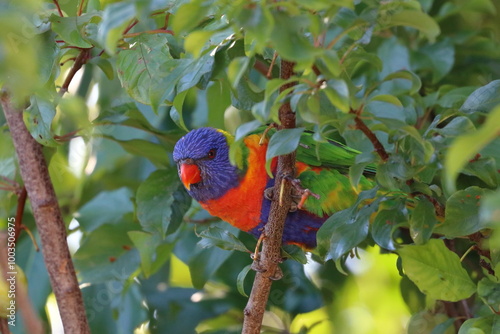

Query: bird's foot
[[286, 177, 320, 210], [264, 187, 301, 212], [258, 123, 279, 145]]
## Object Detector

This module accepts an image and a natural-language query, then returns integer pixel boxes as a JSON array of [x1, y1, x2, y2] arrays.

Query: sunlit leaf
[[445, 105, 500, 192], [398, 239, 476, 302]]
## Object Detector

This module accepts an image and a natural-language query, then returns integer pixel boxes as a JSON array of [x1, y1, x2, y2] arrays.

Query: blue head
[[173, 127, 240, 202]]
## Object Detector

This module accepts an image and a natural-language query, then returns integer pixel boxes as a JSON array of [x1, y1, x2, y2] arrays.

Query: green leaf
[[197, 226, 250, 253], [322, 79, 350, 113], [227, 57, 250, 89], [74, 222, 140, 284], [265, 128, 305, 176], [136, 169, 192, 238], [477, 277, 500, 313], [102, 136, 169, 168], [382, 70, 422, 95], [89, 57, 114, 80], [460, 80, 500, 114], [184, 30, 215, 58], [369, 94, 403, 107], [398, 239, 476, 302], [386, 9, 440, 42], [49, 13, 98, 48], [77, 187, 134, 232], [409, 197, 438, 245], [372, 209, 405, 251], [270, 12, 319, 65], [24, 94, 58, 147], [236, 264, 252, 297], [445, 105, 500, 192], [128, 231, 162, 278], [281, 244, 307, 264], [463, 156, 498, 187], [170, 90, 189, 132], [99, 2, 135, 54], [317, 187, 379, 261], [171, 0, 211, 34], [480, 189, 500, 226], [238, 5, 274, 55], [435, 187, 490, 238], [458, 315, 500, 334], [188, 246, 233, 289]]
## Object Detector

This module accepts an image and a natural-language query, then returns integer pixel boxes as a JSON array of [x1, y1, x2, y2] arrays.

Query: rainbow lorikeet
[[173, 127, 374, 249]]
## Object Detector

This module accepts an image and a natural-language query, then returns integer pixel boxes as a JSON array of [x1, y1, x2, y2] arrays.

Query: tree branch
[[1, 92, 90, 334], [242, 60, 296, 334], [59, 49, 91, 96], [349, 107, 389, 162]]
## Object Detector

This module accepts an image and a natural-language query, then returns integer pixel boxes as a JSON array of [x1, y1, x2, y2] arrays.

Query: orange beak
[[180, 163, 201, 190]]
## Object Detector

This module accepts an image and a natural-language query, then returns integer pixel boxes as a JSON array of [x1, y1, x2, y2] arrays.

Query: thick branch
[[242, 60, 296, 334], [1, 92, 90, 334]]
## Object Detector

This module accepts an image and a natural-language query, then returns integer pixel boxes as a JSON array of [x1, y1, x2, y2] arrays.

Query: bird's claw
[[264, 187, 300, 212]]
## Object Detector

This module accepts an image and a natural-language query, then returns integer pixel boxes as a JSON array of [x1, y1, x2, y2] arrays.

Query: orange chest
[[200, 134, 271, 231]]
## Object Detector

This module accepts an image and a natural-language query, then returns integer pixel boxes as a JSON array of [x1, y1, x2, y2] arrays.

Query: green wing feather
[[294, 131, 376, 217]]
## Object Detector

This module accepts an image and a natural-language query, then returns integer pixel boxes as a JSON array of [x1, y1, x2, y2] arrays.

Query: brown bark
[[242, 60, 296, 334], [1, 92, 90, 334]]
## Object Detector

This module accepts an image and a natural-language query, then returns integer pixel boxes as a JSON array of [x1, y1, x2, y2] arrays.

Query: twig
[[411, 192, 445, 218], [122, 29, 174, 38], [52, 0, 64, 17], [77, 0, 87, 16], [1, 92, 90, 334], [253, 61, 270, 78], [266, 52, 278, 79], [242, 60, 296, 334], [123, 19, 139, 35], [349, 107, 389, 162], [59, 49, 91, 96]]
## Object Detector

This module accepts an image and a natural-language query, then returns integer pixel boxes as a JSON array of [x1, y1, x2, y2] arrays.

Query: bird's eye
[[207, 149, 216, 159]]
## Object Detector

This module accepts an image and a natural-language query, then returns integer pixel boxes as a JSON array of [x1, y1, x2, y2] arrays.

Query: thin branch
[[77, 0, 87, 16], [52, 0, 64, 17], [266, 52, 278, 79], [242, 60, 296, 334], [59, 49, 91, 96], [253, 60, 270, 78], [123, 19, 139, 35], [349, 107, 389, 162], [1, 92, 90, 334], [122, 29, 174, 39]]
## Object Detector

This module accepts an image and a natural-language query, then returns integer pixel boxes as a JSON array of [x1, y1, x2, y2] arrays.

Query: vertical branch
[[242, 60, 296, 334], [1, 92, 90, 334]]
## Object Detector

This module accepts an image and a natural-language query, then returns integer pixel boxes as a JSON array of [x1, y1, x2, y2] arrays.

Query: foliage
[[1, 0, 500, 333]]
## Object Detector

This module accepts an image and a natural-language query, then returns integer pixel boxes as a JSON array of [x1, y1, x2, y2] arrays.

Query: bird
[[172, 127, 375, 249]]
